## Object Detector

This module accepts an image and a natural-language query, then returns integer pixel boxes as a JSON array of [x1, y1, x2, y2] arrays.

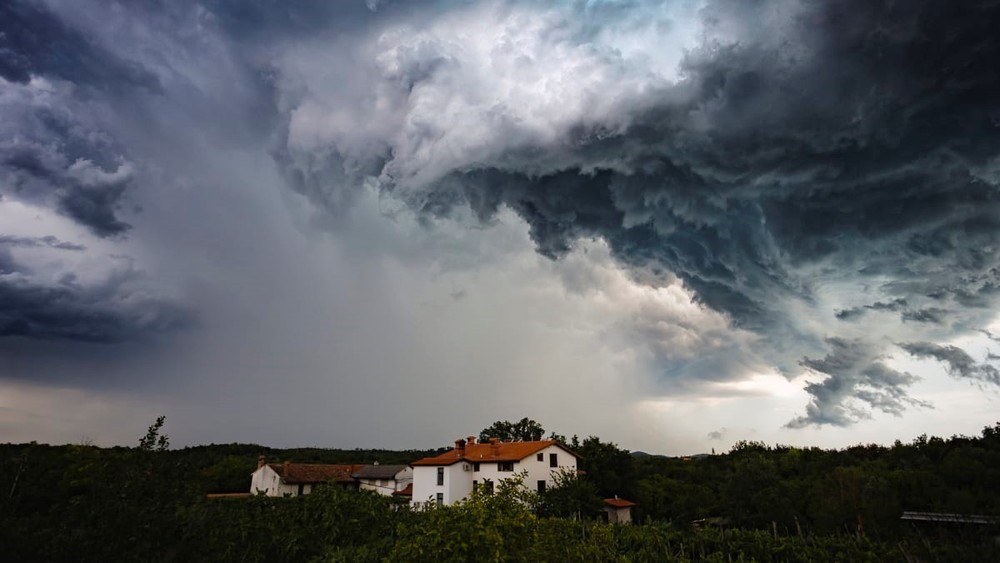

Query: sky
[[1, 0, 999, 455]]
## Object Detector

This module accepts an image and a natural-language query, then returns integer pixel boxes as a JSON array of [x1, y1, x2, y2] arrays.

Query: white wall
[[249, 465, 312, 497], [447, 462, 473, 503], [411, 462, 474, 507], [411, 445, 577, 508], [607, 506, 632, 524], [395, 466, 413, 492], [471, 444, 576, 494], [358, 479, 389, 495], [358, 467, 413, 496], [411, 464, 443, 507]]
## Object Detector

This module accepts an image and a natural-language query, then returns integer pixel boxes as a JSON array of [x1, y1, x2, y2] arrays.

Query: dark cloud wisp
[[900, 342, 1000, 386]]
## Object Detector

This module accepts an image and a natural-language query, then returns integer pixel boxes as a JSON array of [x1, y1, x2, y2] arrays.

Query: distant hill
[[629, 450, 668, 459]]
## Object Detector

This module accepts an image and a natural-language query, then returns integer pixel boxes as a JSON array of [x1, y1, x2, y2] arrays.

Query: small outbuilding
[[603, 496, 637, 524]]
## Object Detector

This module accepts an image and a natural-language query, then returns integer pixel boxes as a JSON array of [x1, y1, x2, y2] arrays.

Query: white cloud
[[279, 0, 705, 201]]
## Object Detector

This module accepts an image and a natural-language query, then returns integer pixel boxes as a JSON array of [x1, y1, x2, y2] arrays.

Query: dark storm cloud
[[198, 0, 375, 40], [900, 342, 1000, 386], [4, 0, 1000, 426], [1, 126, 134, 238], [835, 299, 908, 321], [0, 0, 159, 91], [900, 309, 948, 325], [0, 0, 150, 239], [197, 0, 458, 45], [273, 0, 1000, 425], [0, 257, 190, 343], [835, 300, 949, 325], [786, 338, 928, 428], [1, 0, 202, 345]]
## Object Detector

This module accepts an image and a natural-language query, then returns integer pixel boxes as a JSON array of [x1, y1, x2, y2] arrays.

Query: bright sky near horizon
[[1, 0, 998, 454]]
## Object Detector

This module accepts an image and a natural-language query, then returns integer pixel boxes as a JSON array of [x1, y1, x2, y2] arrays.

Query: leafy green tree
[[537, 468, 604, 519], [576, 436, 636, 500], [479, 417, 545, 442], [391, 473, 538, 561]]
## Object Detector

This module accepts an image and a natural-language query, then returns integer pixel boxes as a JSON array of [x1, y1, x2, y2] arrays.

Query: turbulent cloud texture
[[2, 0, 1000, 434], [272, 0, 1000, 424]]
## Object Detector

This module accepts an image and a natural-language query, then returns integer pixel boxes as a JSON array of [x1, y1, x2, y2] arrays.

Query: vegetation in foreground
[[0, 419, 998, 561]]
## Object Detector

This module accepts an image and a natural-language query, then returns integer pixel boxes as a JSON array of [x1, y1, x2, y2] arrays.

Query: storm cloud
[[2, 0, 1000, 441], [270, 0, 1000, 425], [0, 232, 188, 343], [0, 261, 189, 343], [0, 0, 194, 343], [900, 342, 1000, 386]]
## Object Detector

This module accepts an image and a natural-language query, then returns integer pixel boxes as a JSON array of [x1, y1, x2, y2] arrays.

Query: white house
[[352, 463, 413, 496], [250, 457, 364, 497], [410, 436, 578, 507]]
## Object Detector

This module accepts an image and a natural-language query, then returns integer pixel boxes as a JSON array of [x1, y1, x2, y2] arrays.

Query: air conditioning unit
[[462, 463, 471, 471]]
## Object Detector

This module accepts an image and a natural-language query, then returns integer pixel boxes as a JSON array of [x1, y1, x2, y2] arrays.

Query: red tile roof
[[393, 483, 413, 497], [269, 463, 366, 484], [411, 439, 573, 466], [603, 497, 637, 508]]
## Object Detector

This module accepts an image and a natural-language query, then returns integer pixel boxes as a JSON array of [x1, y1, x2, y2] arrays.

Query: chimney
[[467, 435, 476, 445], [454, 438, 466, 457], [257, 455, 266, 469], [490, 437, 500, 455]]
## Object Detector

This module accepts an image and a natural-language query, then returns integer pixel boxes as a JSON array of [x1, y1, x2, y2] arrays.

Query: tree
[[479, 417, 545, 442], [576, 436, 636, 499], [391, 472, 538, 561], [537, 468, 604, 519], [138, 416, 170, 452]]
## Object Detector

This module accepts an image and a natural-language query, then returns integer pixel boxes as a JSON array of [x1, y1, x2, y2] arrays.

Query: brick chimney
[[467, 435, 476, 445], [454, 438, 466, 457], [257, 455, 266, 469], [490, 437, 500, 455]]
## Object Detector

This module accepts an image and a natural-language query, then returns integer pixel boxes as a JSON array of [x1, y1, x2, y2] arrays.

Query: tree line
[[0, 418, 997, 561]]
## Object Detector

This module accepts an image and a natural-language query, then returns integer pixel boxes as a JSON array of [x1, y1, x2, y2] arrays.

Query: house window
[[473, 462, 480, 472], [297, 484, 305, 496], [436, 493, 444, 507], [537, 480, 546, 493], [549, 453, 558, 467], [537, 453, 544, 461], [437, 467, 444, 486], [498, 461, 514, 472], [484, 480, 494, 495], [472, 480, 478, 491]]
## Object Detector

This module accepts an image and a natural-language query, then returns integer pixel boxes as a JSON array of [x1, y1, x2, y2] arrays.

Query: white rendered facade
[[250, 464, 312, 497], [356, 466, 413, 496], [411, 440, 576, 508]]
